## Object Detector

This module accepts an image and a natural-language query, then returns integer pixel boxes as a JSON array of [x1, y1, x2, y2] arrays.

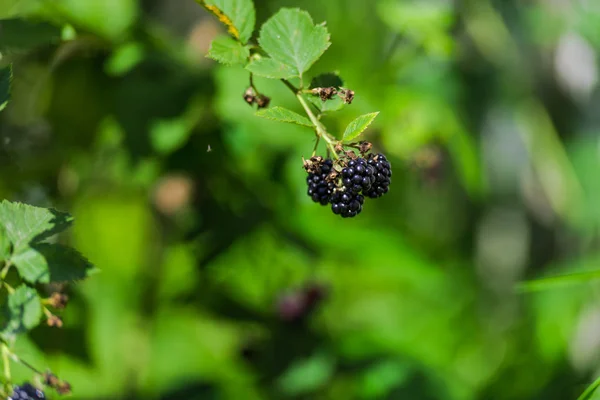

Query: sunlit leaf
[[0, 201, 73, 251], [258, 8, 330, 77], [342, 112, 379, 142], [196, 0, 255, 44], [207, 35, 250, 66], [245, 57, 296, 79], [256, 106, 313, 127], [1, 284, 42, 339]]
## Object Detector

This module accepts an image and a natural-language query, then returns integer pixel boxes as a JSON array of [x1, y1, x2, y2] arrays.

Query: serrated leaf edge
[[342, 112, 380, 142]]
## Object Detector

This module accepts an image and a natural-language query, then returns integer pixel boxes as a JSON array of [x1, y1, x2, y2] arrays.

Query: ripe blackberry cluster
[[304, 149, 392, 218], [9, 383, 45, 400], [306, 159, 335, 205], [364, 153, 392, 198]]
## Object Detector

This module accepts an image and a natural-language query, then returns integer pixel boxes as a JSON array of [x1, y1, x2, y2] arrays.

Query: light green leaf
[[54, 0, 137, 41], [245, 57, 296, 79], [0, 200, 73, 251], [277, 352, 335, 395], [35, 243, 98, 283], [256, 106, 313, 128], [105, 42, 145, 76], [207, 35, 249, 66], [0, 19, 61, 52], [1, 284, 42, 338], [197, 0, 255, 44], [0, 64, 12, 112], [517, 269, 600, 293], [258, 8, 330, 77], [577, 375, 600, 400], [150, 118, 191, 155], [11, 247, 48, 283], [342, 112, 379, 142], [0, 226, 10, 261]]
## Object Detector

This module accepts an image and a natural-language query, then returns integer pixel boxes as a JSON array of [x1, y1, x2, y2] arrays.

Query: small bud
[[312, 87, 337, 101], [345, 151, 358, 160], [256, 94, 271, 109], [47, 315, 63, 328], [339, 88, 355, 104], [56, 381, 72, 395], [47, 293, 69, 309], [243, 87, 256, 106], [43, 372, 60, 387], [334, 143, 344, 153]]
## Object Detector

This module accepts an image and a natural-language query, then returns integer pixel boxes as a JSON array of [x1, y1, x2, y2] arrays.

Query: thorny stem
[[280, 79, 340, 159]]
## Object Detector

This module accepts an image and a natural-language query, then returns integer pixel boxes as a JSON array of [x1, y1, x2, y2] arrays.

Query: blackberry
[[306, 159, 335, 205], [340, 157, 375, 194], [9, 383, 45, 400], [330, 189, 364, 218], [365, 153, 392, 198]]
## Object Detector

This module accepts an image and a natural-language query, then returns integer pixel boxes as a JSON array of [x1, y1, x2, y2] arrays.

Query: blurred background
[[2, 0, 600, 399]]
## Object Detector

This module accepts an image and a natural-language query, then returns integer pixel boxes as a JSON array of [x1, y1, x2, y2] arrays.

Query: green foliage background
[[2, 0, 600, 399]]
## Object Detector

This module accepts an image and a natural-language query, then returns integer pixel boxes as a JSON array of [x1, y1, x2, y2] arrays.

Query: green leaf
[[309, 73, 343, 89], [0, 226, 10, 261], [577, 375, 600, 400], [1, 284, 42, 338], [105, 42, 145, 76], [207, 35, 250, 66], [35, 243, 98, 283], [197, 0, 255, 44], [0, 64, 12, 112], [277, 352, 335, 395], [256, 106, 313, 128], [245, 57, 296, 79], [342, 112, 379, 142], [0, 19, 61, 52], [517, 269, 600, 293], [258, 8, 330, 77], [0, 201, 73, 250], [11, 247, 48, 283], [150, 118, 192, 155]]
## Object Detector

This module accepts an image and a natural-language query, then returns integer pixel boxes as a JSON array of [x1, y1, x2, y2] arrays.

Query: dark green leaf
[[197, 0, 255, 44], [258, 8, 330, 77], [309, 73, 343, 89], [0, 64, 11, 112], [577, 375, 600, 400], [1, 284, 42, 338], [207, 35, 250, 66], [256, 106, 313, 127], [245, 57, 296, 79], [342, 112, 379, 142], [35, 243, 98, 283], [0, 19, 61, 51], [0, 200, 73, 250]]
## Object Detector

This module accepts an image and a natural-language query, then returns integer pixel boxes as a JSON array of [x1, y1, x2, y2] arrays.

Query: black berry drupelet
[[341, 157, 376, 194], [306, 159, 335, 205], [365, 153, 392, 198], [9, 383, 45, 400], [330, 190, 364, 218]]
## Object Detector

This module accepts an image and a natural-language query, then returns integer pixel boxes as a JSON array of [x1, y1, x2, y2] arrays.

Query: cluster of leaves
[[199, 0, 379, 151], [0, 200, 95, 395]]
